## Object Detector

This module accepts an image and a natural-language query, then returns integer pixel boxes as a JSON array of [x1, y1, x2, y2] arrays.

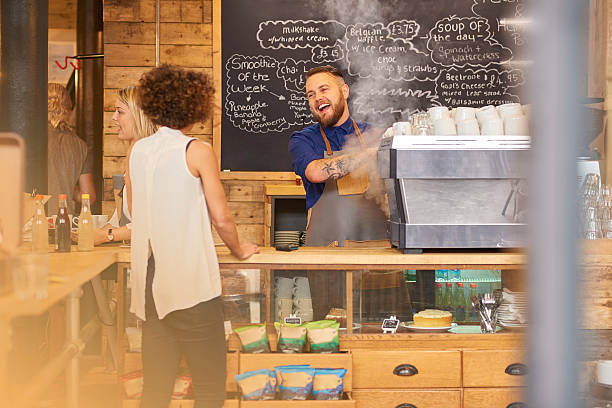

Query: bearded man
[[288, 65, 389, 320]]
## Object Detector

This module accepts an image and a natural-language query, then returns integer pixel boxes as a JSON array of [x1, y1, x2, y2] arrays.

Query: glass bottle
[[32, 195, 48, 252], [435, 282, 443, 308], [442, 282, 453, 316], [454, 282, 466, 322], [77, 193, 94, 251], [468, 283, 479, 322], [55, 194, 71, 252]]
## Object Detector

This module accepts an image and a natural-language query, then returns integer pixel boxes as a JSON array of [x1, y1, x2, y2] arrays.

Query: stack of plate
[[497, 288, 527, 328], [274, 230, 300, 247]]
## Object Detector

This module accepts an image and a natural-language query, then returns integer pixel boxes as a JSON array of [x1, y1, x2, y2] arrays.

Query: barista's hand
[[233, 241, 259, 260]]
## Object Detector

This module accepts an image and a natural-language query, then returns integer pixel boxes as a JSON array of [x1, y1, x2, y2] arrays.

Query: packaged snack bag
[[234, 323, 270, 353], [235, 369, 275, 400], [120, 370, 144, 399], [276, 366, 316, 400], [313, 368, 347, 400], [172, 374, 192, 399], [305, 320, 340, 353], [274, 321, 307, 353], [274, 364, 310, 390]]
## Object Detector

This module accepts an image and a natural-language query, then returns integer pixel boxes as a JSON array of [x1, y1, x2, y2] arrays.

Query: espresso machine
[[377, 135, 530, 252]]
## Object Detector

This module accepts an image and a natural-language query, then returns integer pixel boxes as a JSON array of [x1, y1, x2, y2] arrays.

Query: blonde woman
[[76, 87, 157, 245]]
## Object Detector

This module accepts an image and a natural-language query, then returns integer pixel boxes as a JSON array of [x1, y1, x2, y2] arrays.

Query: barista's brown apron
[[305, 120, 387, 246], [305, 120, 388, 319]]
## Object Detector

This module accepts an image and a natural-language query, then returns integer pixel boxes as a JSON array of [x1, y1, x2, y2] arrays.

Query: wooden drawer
[[352, 390, 461, 408], [463, 388, 526, 408], [463, 350, 527, 387], [239, 352, 353, 391], [123, 399, 239, 407], [352, 350, 461, 389], [241, 395, 355, 407]]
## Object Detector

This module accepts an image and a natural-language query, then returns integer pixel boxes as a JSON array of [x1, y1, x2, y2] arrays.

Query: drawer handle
[[505, 363, 528, 376], [396, 404, 417, 408], [393, 364, 418, 376], [506, 403, 526, 408]]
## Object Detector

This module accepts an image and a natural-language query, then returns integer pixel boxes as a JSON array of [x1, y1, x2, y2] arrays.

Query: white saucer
[[400, 322, 457, 332], [339, 323, 362, 331]]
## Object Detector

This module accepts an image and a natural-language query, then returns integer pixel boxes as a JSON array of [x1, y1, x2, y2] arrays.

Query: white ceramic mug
[[503, 115, 529, 136], [433, 117, 457, 136], [392, 121, 412, 136], [480, 118, 504, 135], [496, 103, 523, 120], [522, 104, 532, 123], [456, 118, 480, 135], [598, 360, 612, 385], [93, 215, 110, 229], [454, 107, 476, 123], [476, 105, 499, 124], [427, 106, 450, 121]]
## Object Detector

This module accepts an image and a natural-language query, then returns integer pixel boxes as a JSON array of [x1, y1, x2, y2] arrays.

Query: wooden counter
[[216, 246, 526, 270], [0, 249, 117, 319]]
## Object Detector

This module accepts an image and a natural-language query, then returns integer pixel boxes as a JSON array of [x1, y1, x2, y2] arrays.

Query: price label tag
[[284, 314, 302, 325], [382, 315, 400, 334]]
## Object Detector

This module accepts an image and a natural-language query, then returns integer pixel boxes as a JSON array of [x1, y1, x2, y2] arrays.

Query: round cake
[[412, 309, 453, 327]]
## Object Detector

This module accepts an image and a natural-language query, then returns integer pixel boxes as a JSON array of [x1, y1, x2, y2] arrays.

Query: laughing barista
[[288, 65, 388, 319]]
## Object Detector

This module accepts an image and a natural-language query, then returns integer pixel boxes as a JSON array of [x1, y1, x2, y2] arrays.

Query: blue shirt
[[288, 117, 368, 210]]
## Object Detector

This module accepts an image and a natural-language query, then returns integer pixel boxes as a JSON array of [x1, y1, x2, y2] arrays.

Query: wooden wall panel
[[104, 0, 207, 23], [49, 0, 76, 29], [580, 266, 612, 329], [104, 22, 156, 44], [102, 0, 275, 246], [105, 44, 156, 66], [104, 67, 151, 89], [161, 23, 212, 44]]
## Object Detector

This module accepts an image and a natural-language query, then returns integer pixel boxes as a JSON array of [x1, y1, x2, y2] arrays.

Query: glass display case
[[221, 267, 503, 330]]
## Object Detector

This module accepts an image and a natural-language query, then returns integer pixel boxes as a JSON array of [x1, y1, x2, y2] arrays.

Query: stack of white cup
[[274, 276, 313, 322], [428, 106, 456, 136], [476, 103, 529, 136], [275, 277, 294, 322], [292, 277, 313, 322], [453, 107, 480, 135]]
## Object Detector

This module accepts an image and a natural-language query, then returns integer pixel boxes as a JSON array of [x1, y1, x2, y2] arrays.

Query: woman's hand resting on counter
[[233, 241, 259, 260], [71, 228, 110, 246]]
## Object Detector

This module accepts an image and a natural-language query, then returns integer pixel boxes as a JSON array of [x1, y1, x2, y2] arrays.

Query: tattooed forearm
[[320, 156, 355, 180], [305, 148, 377, 183]]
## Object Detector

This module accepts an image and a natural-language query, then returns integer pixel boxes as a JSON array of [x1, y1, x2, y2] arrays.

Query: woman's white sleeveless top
[[129, 126, 221, 320]]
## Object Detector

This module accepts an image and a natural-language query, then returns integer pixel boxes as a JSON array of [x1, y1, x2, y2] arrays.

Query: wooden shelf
[[264, 184, 306, 196]]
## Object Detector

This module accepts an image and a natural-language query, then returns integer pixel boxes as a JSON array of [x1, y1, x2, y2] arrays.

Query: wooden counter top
[[0, 249, 117, 318], [216, 246, 526, 270]]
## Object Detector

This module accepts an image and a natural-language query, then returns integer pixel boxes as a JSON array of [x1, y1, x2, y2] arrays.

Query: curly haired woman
[[126, 64, 259, 408]]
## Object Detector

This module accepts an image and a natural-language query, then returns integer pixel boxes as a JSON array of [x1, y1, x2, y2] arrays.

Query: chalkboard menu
[[220, 0, 528, 171]]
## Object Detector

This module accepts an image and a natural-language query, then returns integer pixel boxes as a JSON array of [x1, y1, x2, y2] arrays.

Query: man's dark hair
[[137, 64, 215, 130], [306, 65, 344, 80]]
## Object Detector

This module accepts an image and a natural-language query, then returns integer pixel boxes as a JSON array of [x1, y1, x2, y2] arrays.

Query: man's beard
[[312, 99, 346, 127]]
